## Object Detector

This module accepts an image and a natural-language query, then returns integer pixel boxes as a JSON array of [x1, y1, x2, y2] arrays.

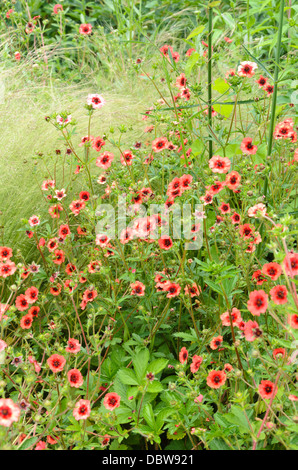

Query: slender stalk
[[264, 0, 285, 197], [207, 6, 213, 159]]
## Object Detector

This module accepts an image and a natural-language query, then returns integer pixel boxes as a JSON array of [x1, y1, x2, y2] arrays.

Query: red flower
[[67, 369, 83, 388], [184, 283, 201, 297], [259, 380, 277, 400], [219, 202, 230, 214], [240, 137, 258, 155], [200, 191, 213, 205], [230, 212, 241, 225], [262, 262, 282, 281], [190, 355, 202, 373], [152, 137, 169, 153], [28, 306, 40, 318], [53, 249, 65, 265], [175, 73, 187, 89], [65, 263, 77, 276], [239, 223, 255, 240], [120, 150, 135, 166], [25, 286, 39, 304], [102, 435, 110, 447], [225, 171, 241, 190], [209, 155, 231, 174], [79, 23, 92, 35], [58, 224, 70, 239], [73, 399, 91, 420], [237, 61, 257, 77], [208, 181, 225, 195], [15, 294, 29, 312], [70, 199, 85, 216], [0, 246, 13, 260], [130, 281, 145, 296], [83, 289, 98, 303], [167, 177, 182, 199], [256, 75, 268, 88], [180, 174, 193, 192], [0, 398, 20, 427], [244, 320, 262, 342], [103, 392, 121, 410], [270, 285, 288, 305], [79, 191, 90, 202], [273, 348, 286, 360], [50, 284, 62, 296], [164, 281, 181, 298], [283, 252, 298, 277], [158, 236, 173, 250], [264, 84, 274, 96], [186, 48, 196, 56], [92, 136, 105, 152], [207, 370, 227, 389], [20, 313, 33, 329], [53, 4, 63, 14], [47, 435, 59, 445], [179, 347, 188, 364], [247, 290, 268, 316], [66, 338, 81, 354], [252, 270, 267, 285], [220, 308, 242, 327], [0, 260, 17, 278], [210, 335, 223, 350], [47, 354, 66, 373], [64, 279, 77, 293], [96, 151, 114, 169], [47, 239, 58, 252], [288, 314, 298, 329]]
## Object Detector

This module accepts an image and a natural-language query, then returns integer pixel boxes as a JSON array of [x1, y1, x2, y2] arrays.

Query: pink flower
[[87, 93, 105, 109], [194, 394, 203, 403], [237, 61, 258, 77], [0, 339, 7, 352], [53, 4, 63, 14], [73, 399, 91, 420], [35, 440, 47, 450], [28, 215, 40, 227], [0, 398, 20, 427], [79, 24, 92, 35], [240, 137, 258, 155]]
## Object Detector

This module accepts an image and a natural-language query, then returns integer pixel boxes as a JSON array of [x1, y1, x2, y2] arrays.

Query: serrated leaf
[[133, 348, 150, 381], [143, 403, 156, 429], [117, 368, 139, 385], [147, 381, 163, 393], [148, 358, 168, 374]]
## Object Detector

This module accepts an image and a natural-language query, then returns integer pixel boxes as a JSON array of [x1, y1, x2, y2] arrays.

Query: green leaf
[[117, 368, 139, 385], [173, 331, 197, 342], [213, 103, 233, 118], [133, 348, 150, 381], [148, 358, 168, 374], [213, 78, 230, 94], [191, 138, 204, 156], [18, 437, 39, 450], [208, 1, 221, 7], [147, 381, 164, 393], [185, 52, 200, 75], [186, 25, 205, 41], [143, 403, 156, 429]]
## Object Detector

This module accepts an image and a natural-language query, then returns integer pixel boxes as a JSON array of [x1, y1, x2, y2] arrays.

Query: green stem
[[207, 6, 213, 159], [264, 0, 285, 197]]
